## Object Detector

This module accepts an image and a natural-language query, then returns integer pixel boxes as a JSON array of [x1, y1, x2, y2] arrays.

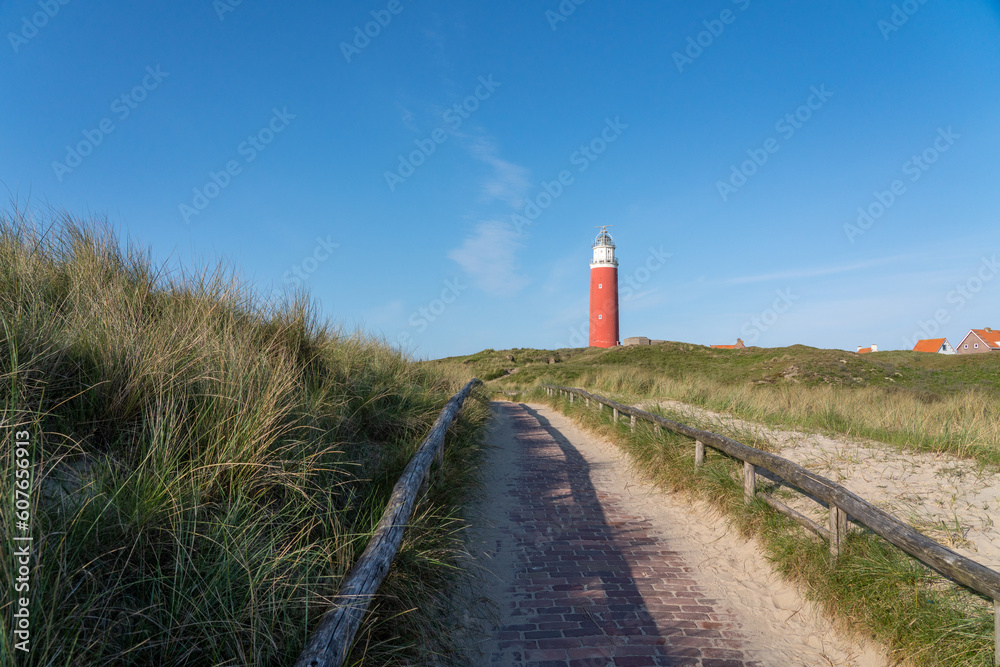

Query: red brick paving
[[490, 403, 763, 667]]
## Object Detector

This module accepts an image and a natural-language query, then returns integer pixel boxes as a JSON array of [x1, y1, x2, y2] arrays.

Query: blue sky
[[3, 0, 999, 358]]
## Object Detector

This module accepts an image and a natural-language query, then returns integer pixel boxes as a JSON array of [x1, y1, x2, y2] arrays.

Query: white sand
[[645, 398, 1000, 574]]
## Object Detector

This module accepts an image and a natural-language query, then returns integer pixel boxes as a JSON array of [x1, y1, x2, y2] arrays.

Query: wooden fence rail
[[542, 384, 1000, 665], [294, 378, 482, 667]]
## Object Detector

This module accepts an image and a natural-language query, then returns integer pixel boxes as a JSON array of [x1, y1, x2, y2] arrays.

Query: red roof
[[857, 347, 873, 354], [969, 329, 1000, 349], [913, 338, 947, 353], [711, 344, 737, 349]]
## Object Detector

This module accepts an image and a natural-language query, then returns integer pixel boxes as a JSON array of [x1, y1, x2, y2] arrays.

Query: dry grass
[[550, 367, 1000, 466], [0, 209, 489, 666]]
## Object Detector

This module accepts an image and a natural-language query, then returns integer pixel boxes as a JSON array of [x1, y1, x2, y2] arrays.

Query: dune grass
[[428, 344, 1000, 467], [534, 388, 997, 667], [563, 367, 1000, 466], [0, 210, 489, 666]]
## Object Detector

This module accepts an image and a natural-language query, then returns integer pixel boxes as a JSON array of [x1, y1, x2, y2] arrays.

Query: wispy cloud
[[394, 102, 419, 133], [622, 288, 662, 307], [448, 220, 529, 295], [446, 133, 533, 294], [467, 136, 530, 208], [720, 255, 911, 286]]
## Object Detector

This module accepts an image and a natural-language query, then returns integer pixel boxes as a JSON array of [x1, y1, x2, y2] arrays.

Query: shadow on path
[[487, 402, 757, 667]]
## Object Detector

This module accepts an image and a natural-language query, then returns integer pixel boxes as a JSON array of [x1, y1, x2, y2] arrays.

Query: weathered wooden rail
[[294, 378, 481, 667], [543, 383, 1000, 665]]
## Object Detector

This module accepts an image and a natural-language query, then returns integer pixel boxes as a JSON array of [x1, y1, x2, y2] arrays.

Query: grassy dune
[[0, 212, 489, 666], [429, 342, 1000, 466]]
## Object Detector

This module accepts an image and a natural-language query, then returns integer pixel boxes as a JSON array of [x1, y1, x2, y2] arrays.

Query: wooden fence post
[[599, 402, 603, 412], [569, 393, 574, 404], [695, 440, 705, 468], [613, 407, 619, 423], [829, 504, 848, 559], [743, 462, 756, 504], [654, 424, 661, 436], [585, 397, 589, 407], [630, 414, 636, 432]]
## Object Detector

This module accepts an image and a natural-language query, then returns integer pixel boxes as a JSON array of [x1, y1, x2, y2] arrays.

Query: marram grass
[[0, 210, 489, 666]]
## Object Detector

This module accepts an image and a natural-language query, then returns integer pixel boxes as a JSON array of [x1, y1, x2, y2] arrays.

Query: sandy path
[[461, 401, 886, 666], [641, 398, 1000, 573]]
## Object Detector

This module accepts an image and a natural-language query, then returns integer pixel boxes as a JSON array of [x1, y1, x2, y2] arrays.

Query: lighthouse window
[[598, 314, 603, 320], [598, 283, 602, 289]]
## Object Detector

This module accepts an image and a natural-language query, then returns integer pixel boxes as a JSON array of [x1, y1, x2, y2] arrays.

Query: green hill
[[430, 341, 1000, 394], [427, 341, 1000, 465]]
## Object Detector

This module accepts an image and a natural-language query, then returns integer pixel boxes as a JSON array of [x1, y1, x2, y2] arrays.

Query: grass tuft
[[0, 209, 489, 666]]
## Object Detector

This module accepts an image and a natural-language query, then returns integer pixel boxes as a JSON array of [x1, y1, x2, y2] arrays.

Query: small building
[[623, 337, 668, 346], [623, 337, 650, 346], [955, 328, 1000, 354], [711, 338, 745, 350], [857, 344, 878, 354], [912, 338, 955, 354]]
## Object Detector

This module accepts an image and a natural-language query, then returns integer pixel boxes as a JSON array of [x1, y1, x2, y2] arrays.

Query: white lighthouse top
[[591, 225, 618, 268]]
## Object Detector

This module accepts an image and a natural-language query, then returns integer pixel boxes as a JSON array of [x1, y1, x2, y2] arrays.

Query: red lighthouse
[[589, 226, 619, 348]]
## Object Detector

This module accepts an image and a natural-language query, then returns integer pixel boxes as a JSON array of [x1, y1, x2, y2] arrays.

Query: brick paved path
[[488, 402, 763, 667]]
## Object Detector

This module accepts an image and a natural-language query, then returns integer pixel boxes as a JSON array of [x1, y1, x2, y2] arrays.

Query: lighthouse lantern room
[[588, 226, 620, 348]]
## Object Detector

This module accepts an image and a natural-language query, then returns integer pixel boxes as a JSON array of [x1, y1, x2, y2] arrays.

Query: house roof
[[968, 329, 1000, 349], [711, 345, 736, 349], [913, 338, 947, 353], [857, 347, 873, 354]]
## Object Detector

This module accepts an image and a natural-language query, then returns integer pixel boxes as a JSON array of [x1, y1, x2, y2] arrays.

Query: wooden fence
[[543, 383, 1000, 665], [294, 378, 481, 667]]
